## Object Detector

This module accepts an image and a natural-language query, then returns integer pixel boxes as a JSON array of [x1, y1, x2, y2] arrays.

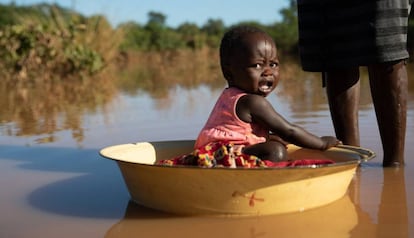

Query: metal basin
[[100, 140, 375, 216]]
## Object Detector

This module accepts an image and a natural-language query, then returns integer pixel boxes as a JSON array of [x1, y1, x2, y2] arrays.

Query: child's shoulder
[[238, 93, 269, 108]]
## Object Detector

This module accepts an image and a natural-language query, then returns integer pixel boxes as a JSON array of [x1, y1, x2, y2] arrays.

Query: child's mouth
[[259, 80, 273, 94]]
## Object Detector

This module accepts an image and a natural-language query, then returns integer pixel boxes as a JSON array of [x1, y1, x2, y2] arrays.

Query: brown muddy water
[[0, 64, 414, 238]]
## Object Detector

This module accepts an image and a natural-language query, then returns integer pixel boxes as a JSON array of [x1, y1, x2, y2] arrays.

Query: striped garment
[[297, 0, 412, 72]]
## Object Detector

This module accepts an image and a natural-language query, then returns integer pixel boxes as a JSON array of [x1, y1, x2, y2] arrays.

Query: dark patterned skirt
[[297, 0, 411, 72]]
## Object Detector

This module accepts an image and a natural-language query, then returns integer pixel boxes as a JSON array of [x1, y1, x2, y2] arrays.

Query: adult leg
[[325, 67, 361, 146], [368, 61, 407, 167]]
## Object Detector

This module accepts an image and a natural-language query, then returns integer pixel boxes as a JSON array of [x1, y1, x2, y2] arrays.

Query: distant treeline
[[117, 5, 299, 54], [0, 2, 299, 50], [0, 2, 413, 80]]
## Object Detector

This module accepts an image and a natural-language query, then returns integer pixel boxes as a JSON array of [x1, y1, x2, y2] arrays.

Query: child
[[194, 25, 340, 163]]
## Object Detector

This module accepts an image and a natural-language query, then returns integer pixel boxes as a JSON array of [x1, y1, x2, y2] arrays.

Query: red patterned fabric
[[156, 141, 335, 168]]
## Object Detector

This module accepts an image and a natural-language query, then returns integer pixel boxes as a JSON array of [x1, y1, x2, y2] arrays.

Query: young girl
[[194, 25, 340, 163]]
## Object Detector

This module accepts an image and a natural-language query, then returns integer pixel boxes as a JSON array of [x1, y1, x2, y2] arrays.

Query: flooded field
[[0, 62, 413, 238]]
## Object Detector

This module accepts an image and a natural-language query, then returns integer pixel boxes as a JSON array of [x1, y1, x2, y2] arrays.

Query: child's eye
[[255, 63, 261, 69], [270, 62, 278, 68]]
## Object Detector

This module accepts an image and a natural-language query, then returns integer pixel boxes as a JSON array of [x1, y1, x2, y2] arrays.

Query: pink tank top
[[195, 87, 267, 148]]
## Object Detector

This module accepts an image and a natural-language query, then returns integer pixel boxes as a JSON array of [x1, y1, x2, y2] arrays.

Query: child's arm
[[236, 94, 340, 150]]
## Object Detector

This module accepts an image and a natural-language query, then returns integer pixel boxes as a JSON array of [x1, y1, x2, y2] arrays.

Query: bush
[[0, 4, 123, 81]]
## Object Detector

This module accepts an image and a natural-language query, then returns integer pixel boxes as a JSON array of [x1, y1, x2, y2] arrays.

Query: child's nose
[[262, 66, 273, 76]]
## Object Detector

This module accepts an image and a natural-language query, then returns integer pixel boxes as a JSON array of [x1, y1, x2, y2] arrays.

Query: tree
[[267, 0, 298, 54], [119, 21, 151, 50], [202, 18, 225, 36], [147, 11, 167, 27], [144, 11, 184, 50], [201, 18, 225, 48], [177, 22, 203, 49]]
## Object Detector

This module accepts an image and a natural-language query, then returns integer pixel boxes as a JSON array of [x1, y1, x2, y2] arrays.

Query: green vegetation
[[0, 3, 123, 81], [0, 1, 301, 80], [118, 4, 299, 54], [118, 11, 226, 51], [0, 1, 413, 81]]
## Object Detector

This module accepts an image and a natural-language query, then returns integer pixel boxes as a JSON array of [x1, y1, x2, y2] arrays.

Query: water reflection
[[0, 144, 128, 218], [116, 50, 224, 98], [377, 168, 409, 237], [104, 163, 410, 238], [349, 166, 409, 237], [106, 195, 358, 238], [0, 59, 413, 145], [0, 74, 117, 143], [0, 50, 224, 144]]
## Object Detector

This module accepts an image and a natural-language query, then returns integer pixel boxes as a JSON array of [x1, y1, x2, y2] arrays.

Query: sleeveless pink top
[[195, 87, 267, 148]]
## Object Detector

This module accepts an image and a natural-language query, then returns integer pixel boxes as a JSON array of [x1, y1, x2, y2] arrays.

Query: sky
[[0, 0, 290, 27]]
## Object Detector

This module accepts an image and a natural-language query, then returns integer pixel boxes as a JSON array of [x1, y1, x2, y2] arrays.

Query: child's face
[[226, 32, 280, 97]]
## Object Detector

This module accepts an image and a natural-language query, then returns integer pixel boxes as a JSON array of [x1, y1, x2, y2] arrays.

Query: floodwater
[[1, 63, 414, 238]]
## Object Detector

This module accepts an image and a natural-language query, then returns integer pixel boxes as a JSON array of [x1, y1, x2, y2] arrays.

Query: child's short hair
[[219, 25, 268, 79]]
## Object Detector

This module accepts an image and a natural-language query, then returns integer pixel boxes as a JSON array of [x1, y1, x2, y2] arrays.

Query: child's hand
[[320, 136, 342, 150]]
